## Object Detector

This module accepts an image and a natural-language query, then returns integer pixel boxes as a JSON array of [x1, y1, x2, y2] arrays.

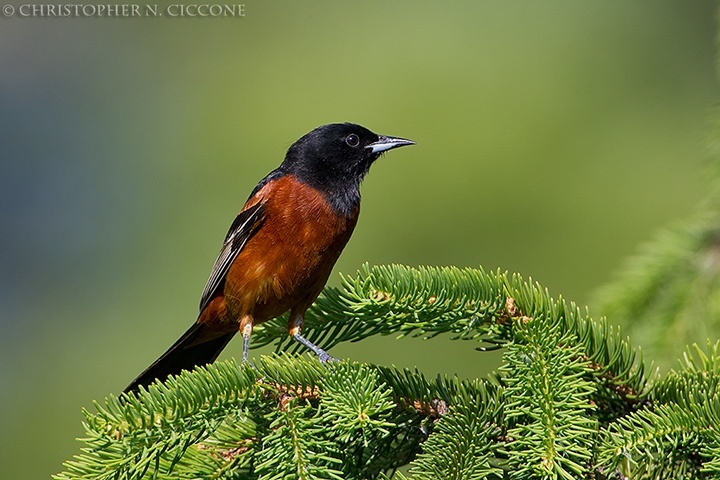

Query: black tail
[[124, 323, 236, 394]]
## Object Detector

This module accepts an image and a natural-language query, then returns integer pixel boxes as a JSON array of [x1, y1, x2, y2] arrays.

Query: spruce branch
[[254, 264, 650, 408], [597, 341, 720, 479], [57, 264, 720, 479], [254, 398, 344, 480], [394, 386, 504, 480], [57, 352, 499, 480], [593, 211, 720, 371], [500, 317, 597, 480]]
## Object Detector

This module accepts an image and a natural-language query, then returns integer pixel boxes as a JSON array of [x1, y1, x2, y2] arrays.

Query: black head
[[279, 123, 414, 214]]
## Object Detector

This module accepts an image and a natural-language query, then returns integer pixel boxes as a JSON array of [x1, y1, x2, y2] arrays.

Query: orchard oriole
[[124, 123, 414, 393]]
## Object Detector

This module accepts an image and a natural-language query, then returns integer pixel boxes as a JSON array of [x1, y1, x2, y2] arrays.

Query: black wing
[[198, 202, 266, 312]]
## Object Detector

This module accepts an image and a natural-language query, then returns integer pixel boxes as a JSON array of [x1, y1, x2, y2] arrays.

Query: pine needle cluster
[[56, 264, 720, 479]]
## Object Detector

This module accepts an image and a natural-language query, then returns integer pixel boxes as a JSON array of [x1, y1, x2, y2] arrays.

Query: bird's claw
[[240, 355, 257, 369], [317, 351, 338, 364]]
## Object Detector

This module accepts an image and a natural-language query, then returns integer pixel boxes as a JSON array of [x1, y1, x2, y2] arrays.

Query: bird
[[124, 122, 414, 393]]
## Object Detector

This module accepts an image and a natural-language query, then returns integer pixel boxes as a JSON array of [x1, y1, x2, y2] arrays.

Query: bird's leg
[[289, 312, 336, 363], [240, 314, 253, 364]]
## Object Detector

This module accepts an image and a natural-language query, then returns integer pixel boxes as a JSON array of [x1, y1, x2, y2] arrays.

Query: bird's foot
[[240, 357, 257, 369], [316, 350, 338, 364], [293, 332, 338, 364]]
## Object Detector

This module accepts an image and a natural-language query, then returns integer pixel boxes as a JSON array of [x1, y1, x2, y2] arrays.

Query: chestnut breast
[[223, 174, 359, 323]]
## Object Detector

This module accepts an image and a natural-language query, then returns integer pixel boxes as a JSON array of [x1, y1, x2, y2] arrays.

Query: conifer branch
[[56, 265, 720, 479], [597, 341, 720, 479], [592, 212, 720, 371], [255, 264, 650, 409], [500, 317, 597, 480]]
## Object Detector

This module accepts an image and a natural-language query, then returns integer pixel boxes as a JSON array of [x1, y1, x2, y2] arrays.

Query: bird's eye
[[345, 134, 360, 147]]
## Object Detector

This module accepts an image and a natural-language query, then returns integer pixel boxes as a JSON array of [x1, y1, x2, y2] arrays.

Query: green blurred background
[[1, 1, 718, 477]]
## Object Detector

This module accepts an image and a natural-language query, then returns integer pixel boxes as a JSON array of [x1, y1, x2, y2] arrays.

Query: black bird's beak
[[366, 135, 415, 154]]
